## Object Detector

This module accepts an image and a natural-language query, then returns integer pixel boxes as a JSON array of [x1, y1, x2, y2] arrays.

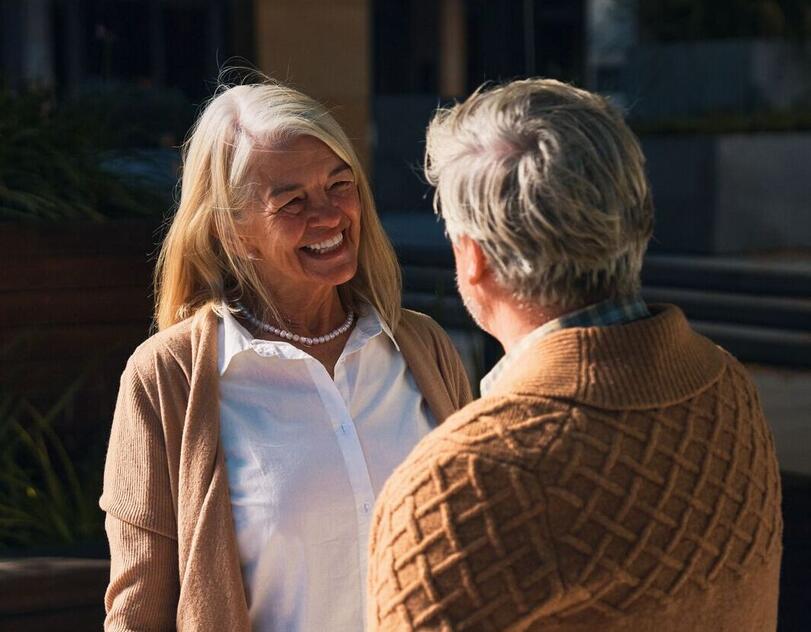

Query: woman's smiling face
[[238, 135, 362, 305]]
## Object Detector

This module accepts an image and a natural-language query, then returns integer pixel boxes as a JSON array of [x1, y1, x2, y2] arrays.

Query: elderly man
[[367, 79, 782, 631]]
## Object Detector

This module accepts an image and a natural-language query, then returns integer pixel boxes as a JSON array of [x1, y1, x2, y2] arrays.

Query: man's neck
[[486, 297, 575, 353]]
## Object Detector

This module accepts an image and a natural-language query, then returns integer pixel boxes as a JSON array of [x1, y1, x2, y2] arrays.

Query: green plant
[[0, 376, 105, 550], [0, 90, 171, 221], [60, 81, 195, 150]]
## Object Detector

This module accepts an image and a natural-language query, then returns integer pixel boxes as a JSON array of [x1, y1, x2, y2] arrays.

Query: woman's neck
[[268, 286, 347, 337]]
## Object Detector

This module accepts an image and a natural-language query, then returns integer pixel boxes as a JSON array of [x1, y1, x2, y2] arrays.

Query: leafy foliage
[[60, 81, 195, 151], [0, 89, 174, 222], [0, 375, 106, 551]]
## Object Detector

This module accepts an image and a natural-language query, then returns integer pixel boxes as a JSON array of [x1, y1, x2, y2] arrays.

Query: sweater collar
[[480, 296, 650, 396], [486, 304, 725, 410]]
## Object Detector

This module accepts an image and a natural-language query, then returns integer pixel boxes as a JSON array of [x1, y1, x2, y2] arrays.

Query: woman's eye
[[330, 180, 353, 192], [280, 197, 304, 213]]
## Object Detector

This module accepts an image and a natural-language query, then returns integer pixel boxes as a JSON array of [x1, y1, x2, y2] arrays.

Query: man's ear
[[453, 235, 488, 285]]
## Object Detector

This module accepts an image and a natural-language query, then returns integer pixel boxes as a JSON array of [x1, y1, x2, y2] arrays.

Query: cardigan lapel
[[176, 309, 251, 630], [171, 308, 464, 629], [394, 314, 458, 424]]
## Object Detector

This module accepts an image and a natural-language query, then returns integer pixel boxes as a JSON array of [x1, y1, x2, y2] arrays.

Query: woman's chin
[[298, 262, 358, 291], [297, 245, 358, 288]]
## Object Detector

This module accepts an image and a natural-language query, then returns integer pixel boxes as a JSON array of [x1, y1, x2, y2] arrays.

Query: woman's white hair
[[155, 78, 401, 331], [425, 78, 653, 309]]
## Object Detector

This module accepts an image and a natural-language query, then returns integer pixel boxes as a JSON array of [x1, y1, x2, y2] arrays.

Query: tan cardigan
[[100, 308, 472, 631], [368, 305, 782, 632]]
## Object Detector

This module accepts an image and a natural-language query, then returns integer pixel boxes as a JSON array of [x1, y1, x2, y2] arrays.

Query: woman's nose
[[306, 196, 342, 227]]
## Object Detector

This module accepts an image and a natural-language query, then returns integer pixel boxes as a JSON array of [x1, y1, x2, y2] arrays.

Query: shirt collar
[[218, 304, 397, 375], [344, 305, 400, 354], [479, 295, 650, 396], [218, 308, 255, 375]]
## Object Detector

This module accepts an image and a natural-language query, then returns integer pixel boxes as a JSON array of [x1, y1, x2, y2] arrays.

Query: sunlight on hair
[[425, 78, 653, 309]]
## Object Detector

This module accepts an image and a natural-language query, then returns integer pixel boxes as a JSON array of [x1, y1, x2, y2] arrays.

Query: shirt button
[[339, 423, 348, 435], [362, 502, 371, 513]]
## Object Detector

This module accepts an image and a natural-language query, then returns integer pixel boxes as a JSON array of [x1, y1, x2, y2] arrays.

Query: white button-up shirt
[[217, 307, 436, 631]]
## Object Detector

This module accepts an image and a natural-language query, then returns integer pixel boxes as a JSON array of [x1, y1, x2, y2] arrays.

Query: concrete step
[[691, 320, 811, 368], [402, 267, 811, 332], [403, 291, 811, 368], [641, 286, 811, 330], [643, 254, 811, 298]]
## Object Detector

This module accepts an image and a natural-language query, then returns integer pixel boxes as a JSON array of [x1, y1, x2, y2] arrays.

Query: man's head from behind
[[425, 78, 654, 330]]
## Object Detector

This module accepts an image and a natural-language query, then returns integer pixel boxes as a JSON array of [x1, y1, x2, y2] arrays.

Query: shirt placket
[[306, 357, 375, 619]]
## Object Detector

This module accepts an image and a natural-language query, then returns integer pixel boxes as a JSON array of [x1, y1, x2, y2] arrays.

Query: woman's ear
[[237, 234, 260, 260], [218, 222, 261, 261]]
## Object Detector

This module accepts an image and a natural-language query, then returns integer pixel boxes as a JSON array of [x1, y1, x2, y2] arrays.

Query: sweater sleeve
[[104, 516, 179, 631], [99, 353, 181, 630], [368, 443, 559, 631]]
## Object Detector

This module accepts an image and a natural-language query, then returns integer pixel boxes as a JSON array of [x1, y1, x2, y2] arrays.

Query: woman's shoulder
[[396, 309, 459, 358], [129, 317, 192, 367], [126, 309, 217, 381], [396, 309, 474, 412], [398, 308, 447, 339]]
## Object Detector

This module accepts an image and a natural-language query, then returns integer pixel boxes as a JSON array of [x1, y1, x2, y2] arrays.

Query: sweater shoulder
[[396, 308, 464, 371], [371, 377, 783, 630], [397, 308, 449, 343], [393, 393, 571, 486], [125, 315, 200, 385], [716, 343, 759, 388]]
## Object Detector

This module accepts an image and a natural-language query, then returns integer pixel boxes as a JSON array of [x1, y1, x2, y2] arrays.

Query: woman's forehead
[[250, 136, 348, 177]]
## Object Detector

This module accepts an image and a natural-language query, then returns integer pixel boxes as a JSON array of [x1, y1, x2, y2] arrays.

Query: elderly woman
[[99, 81, 472, 631]]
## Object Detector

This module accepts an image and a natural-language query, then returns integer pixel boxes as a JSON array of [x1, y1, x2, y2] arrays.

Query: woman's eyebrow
[[267, 182, 300, 198], [329, 164, 352, 177], [268, 164, 352, 198]]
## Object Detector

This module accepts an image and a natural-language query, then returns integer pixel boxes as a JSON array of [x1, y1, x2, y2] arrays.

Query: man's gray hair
[[425, 78, 653, 308]]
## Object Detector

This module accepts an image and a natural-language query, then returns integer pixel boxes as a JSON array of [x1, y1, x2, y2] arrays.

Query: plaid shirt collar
[[480, 295, 650, 396]]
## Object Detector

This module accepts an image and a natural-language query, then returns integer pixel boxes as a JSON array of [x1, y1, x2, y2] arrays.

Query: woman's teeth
[[302, 232, 344, 254]]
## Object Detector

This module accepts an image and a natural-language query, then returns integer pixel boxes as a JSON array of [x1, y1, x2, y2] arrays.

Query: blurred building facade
[[369, 0, 811, 255], [1, 0, 809, 253], [1, 0, 254, 97]]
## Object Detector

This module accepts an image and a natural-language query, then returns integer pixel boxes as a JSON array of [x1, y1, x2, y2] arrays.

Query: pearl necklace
[[235, 301, 354, 346]]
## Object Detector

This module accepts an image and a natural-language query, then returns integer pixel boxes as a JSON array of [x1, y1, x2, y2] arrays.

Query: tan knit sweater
[[368, 305, 782, 632], [99, 307, 472, 631]]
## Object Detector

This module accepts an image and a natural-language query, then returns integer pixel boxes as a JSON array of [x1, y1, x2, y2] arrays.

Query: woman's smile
[[300, 230, 346, 256]]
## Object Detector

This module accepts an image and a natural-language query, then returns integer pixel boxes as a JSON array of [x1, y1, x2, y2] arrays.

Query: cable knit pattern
[[368, 305, 782, 632]]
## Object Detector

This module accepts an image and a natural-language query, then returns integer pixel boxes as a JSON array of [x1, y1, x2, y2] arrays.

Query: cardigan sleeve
[[104, 516, 179, 631], [100, 351, 182, 630]]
